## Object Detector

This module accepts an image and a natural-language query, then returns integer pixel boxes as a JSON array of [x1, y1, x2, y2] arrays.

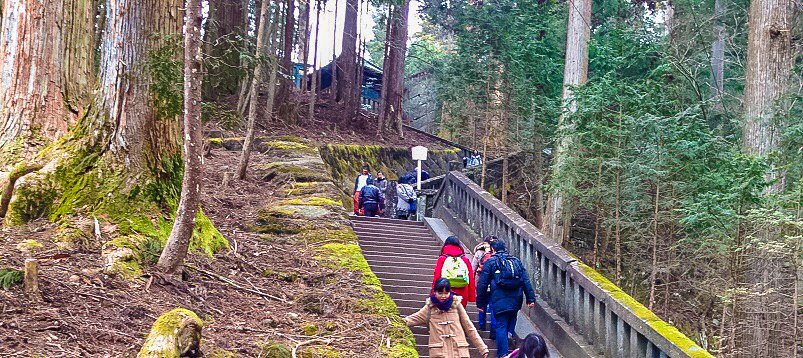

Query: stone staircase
[[352, 216, 498, 358]]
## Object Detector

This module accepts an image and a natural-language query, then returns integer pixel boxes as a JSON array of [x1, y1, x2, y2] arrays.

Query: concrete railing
[[432, 171, 711, 358]]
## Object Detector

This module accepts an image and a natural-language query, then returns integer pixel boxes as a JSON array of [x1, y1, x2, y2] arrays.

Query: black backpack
[[492, 253, 526, 289]]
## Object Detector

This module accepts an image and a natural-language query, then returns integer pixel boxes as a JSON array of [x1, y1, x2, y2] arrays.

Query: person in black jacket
[[359, 178, 382, 217], [476, 240, 536, 357]]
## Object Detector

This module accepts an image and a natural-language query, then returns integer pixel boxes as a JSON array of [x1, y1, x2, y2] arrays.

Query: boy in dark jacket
[[359, 178, 382, 217], [476, 240, 536, 357]]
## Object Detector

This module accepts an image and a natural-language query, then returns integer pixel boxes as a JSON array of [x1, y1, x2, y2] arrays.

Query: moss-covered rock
[[16, 239, 44, 255], [319, 144, 460, 195], [138, 308, 204, 358], [208, 138, 224, 149], [259, 342, 292, 358], [261, 163, 331, 183], [315, 242, 417, 356], [300, 347, 341, 358]]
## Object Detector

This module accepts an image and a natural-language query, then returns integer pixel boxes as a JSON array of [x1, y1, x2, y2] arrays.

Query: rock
[[69, 275, 80, 283], [138, 308, 204, 358]]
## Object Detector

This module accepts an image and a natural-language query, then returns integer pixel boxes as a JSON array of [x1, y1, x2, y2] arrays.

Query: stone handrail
[[432, 171, 711, 358]]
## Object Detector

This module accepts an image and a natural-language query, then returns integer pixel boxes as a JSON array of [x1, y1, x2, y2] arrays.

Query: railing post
[[605, 309, 616, 358]]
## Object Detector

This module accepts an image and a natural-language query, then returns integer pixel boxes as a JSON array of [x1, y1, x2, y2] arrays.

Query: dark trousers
[[493, 311, 518, 357], [363, 203, 379, 217]]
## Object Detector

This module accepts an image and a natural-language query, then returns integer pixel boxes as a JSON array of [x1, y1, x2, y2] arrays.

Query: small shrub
[[0, 268, 23, 290]]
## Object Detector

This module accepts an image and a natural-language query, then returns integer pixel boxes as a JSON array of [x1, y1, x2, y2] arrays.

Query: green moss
[[269, 205, 331, 218], [208, 138, 224, 148], [302, 323, 318, 335], [576, 263, 712, 357], [16, 239, 44, 254], [318, 144, 460, 195], [317, 243, 381, 287], [279, 197, 341, 207], [264, 140, 314, 152], [192, 209, 229, 257], [263, 164, 331, 183], [300, 347, 340, 358], [139, 308, 204, 357], [262, 268, 299, 282], [276, 135, 303, 143], [260, 342, 292, 358], [295, 227, 357, 244]]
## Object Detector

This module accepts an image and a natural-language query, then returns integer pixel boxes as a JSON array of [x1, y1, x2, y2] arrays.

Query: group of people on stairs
[[353, 165, 429, 219], [404, 235, 550, 358]]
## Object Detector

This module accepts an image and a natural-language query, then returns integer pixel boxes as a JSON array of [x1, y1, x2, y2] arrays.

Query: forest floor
[[0, 115, 433, 357]]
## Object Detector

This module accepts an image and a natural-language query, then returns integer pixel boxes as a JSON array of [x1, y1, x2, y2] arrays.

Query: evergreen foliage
[[413, 0, 802, 351]]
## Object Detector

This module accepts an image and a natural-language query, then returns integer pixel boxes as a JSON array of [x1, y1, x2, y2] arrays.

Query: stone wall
[[403, 71, 439, 134]]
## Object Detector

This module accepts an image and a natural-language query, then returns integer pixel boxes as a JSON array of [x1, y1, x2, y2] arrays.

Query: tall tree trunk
[[159, 0, 205, 274], [96, 0, 183, 172], [298, 0, 311, 92], [0, 0, 96, 164], [237, 0, 279, 179], [275, 0, 296, 122], [739, 0, 794, 356], [204, 0, 246, 100], [308, 0, 322, 120], [544, 0, 591, 244], [330, 0, 339, 100], [376, 4, 393, 136], [711, 0, 726, 103], [379, 0, 409, 138], [337, 0, 359, 115]]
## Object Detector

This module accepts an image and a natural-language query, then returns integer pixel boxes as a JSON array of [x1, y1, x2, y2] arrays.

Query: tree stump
[[24, 259, 42, 303], [138, 308, 204, 358]]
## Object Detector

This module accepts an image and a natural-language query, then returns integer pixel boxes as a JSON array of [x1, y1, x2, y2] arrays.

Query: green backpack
[[441, 255, 470, 288]]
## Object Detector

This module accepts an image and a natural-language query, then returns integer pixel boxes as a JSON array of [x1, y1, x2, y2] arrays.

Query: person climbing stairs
[[352, 216, 497, 358]]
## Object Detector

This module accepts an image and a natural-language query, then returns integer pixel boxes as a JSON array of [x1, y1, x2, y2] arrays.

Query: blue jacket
[[359, 185, 381, 207], [476, 252, 536, 315]]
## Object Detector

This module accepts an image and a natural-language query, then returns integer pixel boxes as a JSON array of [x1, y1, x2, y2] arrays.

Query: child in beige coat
[[405, 278, 489, 358]]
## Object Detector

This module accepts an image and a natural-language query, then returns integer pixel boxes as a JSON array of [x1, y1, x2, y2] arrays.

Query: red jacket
[[432, 244, 476, 306]]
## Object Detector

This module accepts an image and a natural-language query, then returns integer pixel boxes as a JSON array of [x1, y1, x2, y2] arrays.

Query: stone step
[[371, 267, 435, 279], [352, 224, 433, 235], [354, 216, 498, 358], [355, 232, 440, 243], [361, 248, 440, 261], [351, 215, 426, 227], [358, 240, 442, 252], [358, 243, 441, 256]]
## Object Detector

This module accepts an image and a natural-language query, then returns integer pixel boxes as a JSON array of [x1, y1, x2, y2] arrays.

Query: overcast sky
[[305, 0, 423, 68]]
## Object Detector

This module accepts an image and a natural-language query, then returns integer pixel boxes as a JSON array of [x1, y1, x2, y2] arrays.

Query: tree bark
[[237, 0, 280, 180], [739, 0, 794, 355], [298, 0, 311, 92], [0, 0, 96, 163], [544, 0, 591, 245], [96, 0, 183, 172], [336, 0, 359, 115], [330, 0, 339, 101], [379, 0, 409, 138], [376, 4, 394, 136], [157, 0, 205, 274], [308, 0, 322, 120], [275, 0, 296, 122], [710, 0, 726, 102]]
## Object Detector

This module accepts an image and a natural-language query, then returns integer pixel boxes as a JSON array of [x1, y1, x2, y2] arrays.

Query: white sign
[[412, 146, 428, 161]]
